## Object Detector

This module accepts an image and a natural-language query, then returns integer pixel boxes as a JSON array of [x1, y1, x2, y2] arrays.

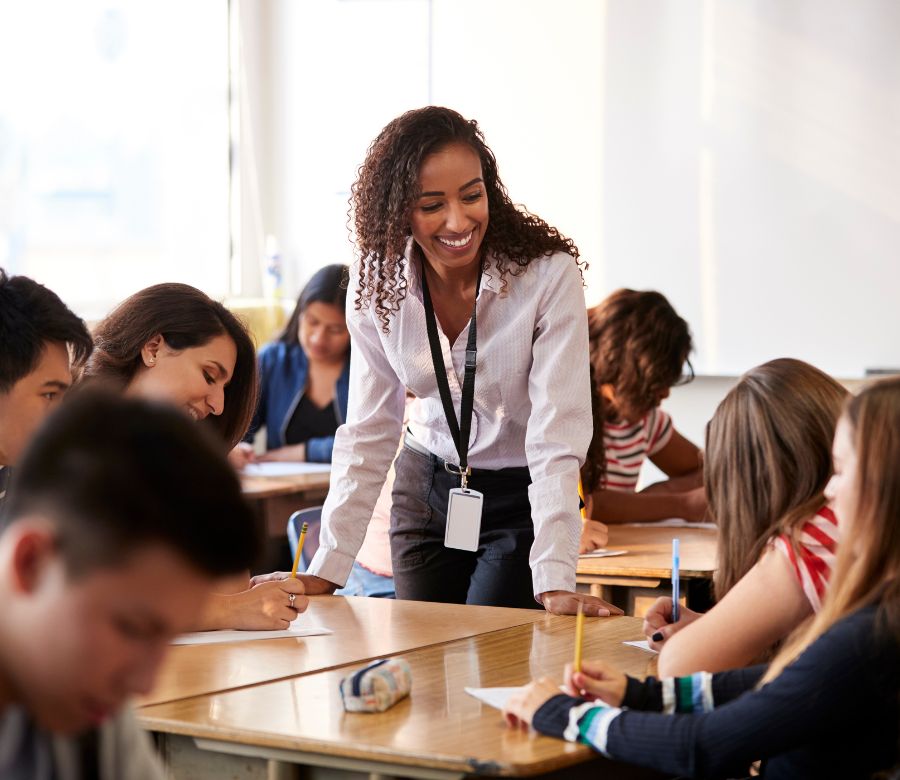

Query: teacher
[[302, 106, 618, 616]]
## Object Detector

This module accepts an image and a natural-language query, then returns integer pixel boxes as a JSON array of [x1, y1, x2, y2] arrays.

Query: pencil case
[[339, 657, 412, 713]]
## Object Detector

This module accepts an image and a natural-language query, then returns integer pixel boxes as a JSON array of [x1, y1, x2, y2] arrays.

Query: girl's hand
[[258, 443, 307, 463], [504, 678, 561, 729], [564, 660, 627, 707], [642, 596, 701, 650], [579, 519, 609, 553], [539, 591, 623, 617]]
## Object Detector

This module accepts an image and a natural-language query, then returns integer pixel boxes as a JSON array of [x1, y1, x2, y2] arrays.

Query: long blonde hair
[[705, 358, 847, 599], [763, 377, 900, 682]]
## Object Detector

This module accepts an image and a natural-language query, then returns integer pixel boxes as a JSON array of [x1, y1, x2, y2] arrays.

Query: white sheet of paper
[[623, 518, 716, 530], [465, 686, 526, 711], [172, 623, 332, 646], [242, 461, 331, 477], [623, 640, 658, 654], [579, 549, 628, 559]]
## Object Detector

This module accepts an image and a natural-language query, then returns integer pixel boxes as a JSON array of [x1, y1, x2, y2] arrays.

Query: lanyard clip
[[465, 347, 477, 370], [444, 461, 471, 490]]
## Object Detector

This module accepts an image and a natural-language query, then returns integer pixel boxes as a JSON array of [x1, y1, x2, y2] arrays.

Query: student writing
[[505, 376, 900, 780], [81, 283, 308, 630], [232, 263, 350, 468], [643, 359, 847, 675], [580, 290, 705, 552], [0, 392, 262, 779]]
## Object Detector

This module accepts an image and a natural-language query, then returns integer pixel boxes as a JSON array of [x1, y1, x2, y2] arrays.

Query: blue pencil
[[671, 538, 681, 622]]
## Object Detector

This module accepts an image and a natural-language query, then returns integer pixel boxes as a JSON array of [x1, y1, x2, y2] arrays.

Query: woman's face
[[129, 333, 237, 421], [409, 142, 489, 275], [298, 302, 349, 365], [825, 414, 858, 533]]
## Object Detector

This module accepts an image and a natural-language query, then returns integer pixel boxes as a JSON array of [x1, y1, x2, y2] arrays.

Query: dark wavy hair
[[351, 106, 582, 331], [81, 284, 258, 449], [581, 289, 693, 492], [277, 263, 349, 346]]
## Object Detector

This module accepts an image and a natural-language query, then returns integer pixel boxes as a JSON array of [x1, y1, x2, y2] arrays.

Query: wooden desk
[[241, 470, 331, 570], [577, 525, 718, 616], [141, 615, 661, 780], [143, 596, 547, 707]]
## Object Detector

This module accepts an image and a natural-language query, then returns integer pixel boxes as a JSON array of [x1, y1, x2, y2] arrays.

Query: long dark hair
[[351, 106, 582, 332], [277, 263, 349, 345], [82, 283, 258, 449]]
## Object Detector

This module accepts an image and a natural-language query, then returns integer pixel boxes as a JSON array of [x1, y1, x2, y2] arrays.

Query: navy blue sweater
[[534, 606, 899, 779]]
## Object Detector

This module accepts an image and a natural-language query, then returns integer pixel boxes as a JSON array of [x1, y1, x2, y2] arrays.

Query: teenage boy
[[0, 392, 263, 778], [0, 268, 93, 518]]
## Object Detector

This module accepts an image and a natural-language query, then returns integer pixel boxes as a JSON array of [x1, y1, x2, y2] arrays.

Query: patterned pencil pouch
[[339, 657, 412, 713]]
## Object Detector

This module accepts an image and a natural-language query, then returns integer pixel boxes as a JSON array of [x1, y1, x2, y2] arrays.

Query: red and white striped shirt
[[602, 408, 673, 492], [772, 507, 839, 613]]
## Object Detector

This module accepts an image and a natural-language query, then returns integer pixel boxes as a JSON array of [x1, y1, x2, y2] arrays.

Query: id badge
[[444, 487, 484, 552]]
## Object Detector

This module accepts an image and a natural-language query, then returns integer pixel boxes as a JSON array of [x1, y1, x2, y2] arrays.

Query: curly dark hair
[[581, 289, 694, 492], [350, 106, 582, 331]]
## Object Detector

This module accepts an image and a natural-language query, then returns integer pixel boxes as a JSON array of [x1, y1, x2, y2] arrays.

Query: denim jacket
[[246, 341, 350, 462]]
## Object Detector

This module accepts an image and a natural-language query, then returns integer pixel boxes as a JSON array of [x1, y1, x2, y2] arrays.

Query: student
[[0, 392, 263, 779], [505, 377, 900, 779], [0, 269, 92, 520], [81, 283, 307, 629], [579, 290, 706, 550], [643, 359, 847, 675], [232, 264, 351, 467], [300, 106, 617, 615], [84, 282, 258, 450]]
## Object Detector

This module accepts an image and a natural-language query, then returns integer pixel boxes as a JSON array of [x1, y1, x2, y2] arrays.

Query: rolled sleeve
[[525, 258, 592, 596]]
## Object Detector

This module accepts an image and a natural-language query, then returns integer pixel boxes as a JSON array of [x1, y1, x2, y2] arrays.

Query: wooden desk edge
[[142, 714, 593, 777]]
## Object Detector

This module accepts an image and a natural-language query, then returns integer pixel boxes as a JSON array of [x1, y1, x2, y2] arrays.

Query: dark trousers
[[389, 443, 540, 609]]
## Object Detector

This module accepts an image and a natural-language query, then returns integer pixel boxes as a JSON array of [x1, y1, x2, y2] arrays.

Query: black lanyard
[[421, 260, 483, 488]]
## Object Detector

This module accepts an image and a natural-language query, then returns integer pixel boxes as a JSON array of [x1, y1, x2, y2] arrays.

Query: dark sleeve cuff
[[622, 675, 664, 711], [533, 694, 584, 740]]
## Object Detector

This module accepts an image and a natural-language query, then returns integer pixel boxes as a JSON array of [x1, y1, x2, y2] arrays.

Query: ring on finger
[[289, 593, 296, 608]]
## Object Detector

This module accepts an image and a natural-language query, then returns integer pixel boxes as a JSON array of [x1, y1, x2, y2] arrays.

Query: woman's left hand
[[539, 591, 623, 616], [504, 678, 562, 730]]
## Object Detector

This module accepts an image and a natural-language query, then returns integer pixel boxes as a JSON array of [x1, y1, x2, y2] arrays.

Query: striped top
[[772, 507, 839, 613], [602, 408, 673, 491]]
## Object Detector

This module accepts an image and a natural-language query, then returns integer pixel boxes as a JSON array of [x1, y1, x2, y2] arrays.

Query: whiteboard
[[270, 0, 900, 377], [597, 0, 900, 377]]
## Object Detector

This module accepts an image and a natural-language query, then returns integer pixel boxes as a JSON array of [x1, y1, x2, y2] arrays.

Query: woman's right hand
[[217, 579, 310, 630], [642, 596, 701, 650]]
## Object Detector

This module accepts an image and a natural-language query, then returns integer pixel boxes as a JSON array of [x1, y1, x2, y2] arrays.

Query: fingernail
[[651, 632, 664, 642]]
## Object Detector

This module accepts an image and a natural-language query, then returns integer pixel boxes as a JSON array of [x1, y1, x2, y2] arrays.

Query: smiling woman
[[299, 106, 618, 616], [80, 283, 258, 450]]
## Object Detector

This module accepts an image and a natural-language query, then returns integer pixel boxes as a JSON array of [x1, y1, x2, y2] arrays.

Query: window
[[0, 1, 230, 318]]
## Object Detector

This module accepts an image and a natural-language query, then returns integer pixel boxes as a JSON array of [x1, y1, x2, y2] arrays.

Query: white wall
[[240, 0, 900, 377]]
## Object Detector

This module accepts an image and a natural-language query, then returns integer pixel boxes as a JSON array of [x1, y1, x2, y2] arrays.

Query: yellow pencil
[[578, 480, 587, 520], [574, 601, 585, 673], [290, 521, 309, 578]]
